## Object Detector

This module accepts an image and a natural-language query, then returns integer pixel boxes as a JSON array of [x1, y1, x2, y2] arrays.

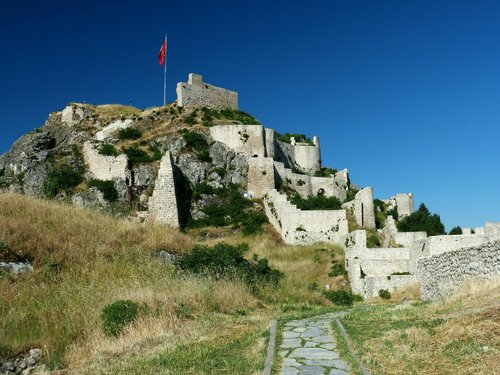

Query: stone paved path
[[279, 313, 351, 375]]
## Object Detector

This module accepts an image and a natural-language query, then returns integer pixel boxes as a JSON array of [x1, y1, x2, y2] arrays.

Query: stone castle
[[2, 73, 498, 301]]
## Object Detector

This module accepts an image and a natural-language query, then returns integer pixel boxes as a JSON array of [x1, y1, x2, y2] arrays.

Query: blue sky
[[1, 0, 499, 229]]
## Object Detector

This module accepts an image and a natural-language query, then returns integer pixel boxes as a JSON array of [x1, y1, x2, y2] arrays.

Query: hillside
[[0, 195, 498, 374]]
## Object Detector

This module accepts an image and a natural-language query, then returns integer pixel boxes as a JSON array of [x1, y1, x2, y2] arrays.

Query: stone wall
[[263, 189, 348, 246], [423, 234, 489, 256], [342, 187, 376, 229], [95, 119, 133, 141], [264, 128, 275, 158], [418, 241, 500, 300], [148, 152, 179, 228], [209, 125, 266, 157], [273, 161, 347, 201], [83, 142, 129, 181], [343, 230, 415, 298], [293, 142, 321, 174], [176, 73, 238, 110], [247, 157, 275, 198]]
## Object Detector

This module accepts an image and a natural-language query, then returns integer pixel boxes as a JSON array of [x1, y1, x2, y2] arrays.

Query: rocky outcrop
[[0, 348, 42, 375]]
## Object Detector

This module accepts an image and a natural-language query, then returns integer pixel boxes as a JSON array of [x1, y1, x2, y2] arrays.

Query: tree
[[396, 203, 446, 236], [448, 226, 463, 235]]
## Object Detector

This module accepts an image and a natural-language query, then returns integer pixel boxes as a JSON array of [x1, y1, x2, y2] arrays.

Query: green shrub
[[122, 145, 161, 164], [176, 243, 281, 285], [378, 289, 391, 300], [328, 262, 346, 277], [98, 144, 119, 156], [344, 189, 359, 203], [397, 203, 446, 236], [276, 132, 313, 145], [44, 166, 84, 198], [88, 179, 118, 202], [386, 208, 398, 221], [101, 300, 139, 337], [187, 184, 268, 235], [183, 110, 198, 126], [449, 226, 463, 235], [290, 193, 342, 210], [183, 131, 208, 150], [366, 232, 381, 248], [314, 167, 338, 178], [322, 290, 355, 306], [118, 127, 142, 140]]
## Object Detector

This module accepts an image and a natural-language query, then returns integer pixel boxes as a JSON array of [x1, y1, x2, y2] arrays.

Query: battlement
[[176, 73, 238, 110]]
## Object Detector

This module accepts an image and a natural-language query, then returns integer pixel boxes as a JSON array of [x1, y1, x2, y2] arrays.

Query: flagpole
[[163, 34, 167, 106]]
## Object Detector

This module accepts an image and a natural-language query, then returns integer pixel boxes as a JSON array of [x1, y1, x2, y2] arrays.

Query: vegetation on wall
[[122, 145, 162, 164], [117, 127, 143, 140], [290, 193, 342, 210], [87, 179, 119, 202], [314, 167, 338, 178], [187, 184, 268, 235], [397, 203, 446, 236], [98, 144, 118, 157], [181, 130, 212, 162], [276, 132, 313, 145]]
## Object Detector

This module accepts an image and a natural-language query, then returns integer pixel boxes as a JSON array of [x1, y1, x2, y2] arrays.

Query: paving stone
[[281, 338, 302, 349], [305, 341, 318, 347], [301, 328, 325, 337], [283, 331, 301, 338], [303, 359, 344, 367], [280, 366, 300, 375], [293, 327, 307, 333], [300, 365, 326, 375], [311, 335, 335, 343], [328, 369, 350, 375], [320, 343, 336, 350], [289, 348, 337, 359], [283, 357, 302, 367]]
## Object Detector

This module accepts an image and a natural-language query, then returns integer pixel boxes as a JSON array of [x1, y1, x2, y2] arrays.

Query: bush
[[118, 127, 142, 140], [449, 226, 463, 235], [182, 131, 211, 162], [101, 300, 139, 337], [344, 189, 359, 203], [98, 144, 119, 156], [176, 243, 281, 285], [397, 203, 446, 236], [276, 132, 313, 145], [378, 289, 391, 300], [290, 193, 342, 211], [322, 290, 355, 306], [44, 166, 84, 198], [314, 167, 338, 178], [328, 262, 346, 277], [88, 179, 118, 202], [187, 184, 268, 235], [122, 145, 161, 164], [366, 231, 381, 248]]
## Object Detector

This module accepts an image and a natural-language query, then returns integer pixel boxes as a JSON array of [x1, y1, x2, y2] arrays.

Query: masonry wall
[[95, 119, 134, 141], [176, 73, 238, 110], [209, 125, 266, 157], [394, 193, 414, 218], [83, 142, 129, 181], [342, 187, 376, 229], [263, 189, 348, 246], [247, 157, 275, 198], [273, 161, 347, 201], [148, 152, 179, 228], [424, 234, 488, 256], [418, 241, 500, 300], [264, 128, 275, 158], [294, 143, 321, 174]]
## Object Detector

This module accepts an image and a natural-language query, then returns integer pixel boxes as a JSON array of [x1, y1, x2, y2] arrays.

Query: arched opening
[[317, 188, 325, 196]]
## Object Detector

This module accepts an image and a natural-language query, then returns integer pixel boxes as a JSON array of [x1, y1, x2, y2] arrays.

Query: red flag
[[158, 39, 166, 66]]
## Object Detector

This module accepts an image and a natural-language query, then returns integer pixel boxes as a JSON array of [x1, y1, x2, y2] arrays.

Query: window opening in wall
[[361, 202, 365, 227], [317, 188, 325, 196]]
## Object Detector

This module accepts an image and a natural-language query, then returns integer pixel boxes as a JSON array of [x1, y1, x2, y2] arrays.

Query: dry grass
[[344, 278, 500, 375]]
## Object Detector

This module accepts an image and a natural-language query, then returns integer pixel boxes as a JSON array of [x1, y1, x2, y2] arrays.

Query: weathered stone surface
[[0, 348, 42, 375], [418, 241, 500, 300], [0, 262, 33, 274], [72, 187, 108, 209], [176, 73, 238, 110], [148, 153, 179, 228]]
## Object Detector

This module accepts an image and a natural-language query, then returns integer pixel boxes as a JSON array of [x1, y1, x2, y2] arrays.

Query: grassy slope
[[0, 195, 342, 374], [340, 280, 500, 375]]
